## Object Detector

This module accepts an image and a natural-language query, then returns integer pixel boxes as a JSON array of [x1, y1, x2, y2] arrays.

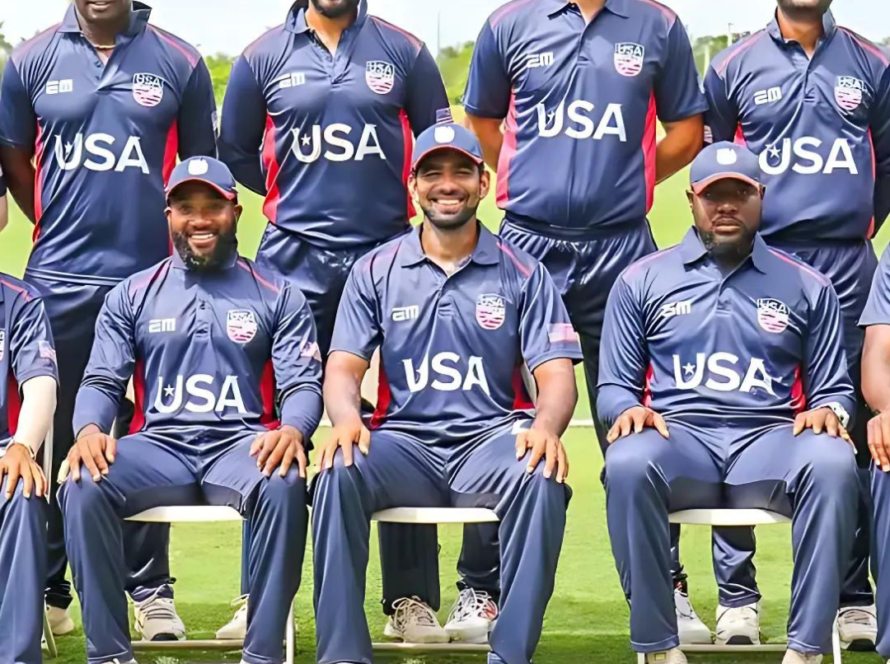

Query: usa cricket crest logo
[[227, 310, 258, 344], [132, 73, 165, 108], [614, 43, 645, 77], [756, 298, 789, 334], [365, 61, 395, 95], [835, 76, 865, 112], [476, 294, 506, 331]]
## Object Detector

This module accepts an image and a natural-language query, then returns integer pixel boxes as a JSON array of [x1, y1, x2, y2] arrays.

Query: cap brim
[[412, 146, 484, 172], [692, 173, 762, 195], [166, 177, 237, 201]]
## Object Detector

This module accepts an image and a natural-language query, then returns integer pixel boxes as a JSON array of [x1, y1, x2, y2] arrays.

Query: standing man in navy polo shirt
[[462, 0, 711, 643], [703, 0, 890, 647], [0, 0, 218, 640], [219, 0, 463, 642], [313, 123, 579, 664], [600, 142, 858, 664]]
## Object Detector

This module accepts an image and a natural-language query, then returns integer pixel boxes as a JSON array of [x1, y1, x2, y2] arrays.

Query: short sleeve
[[0, 59, 37, 151], [462, 20, 511, 119], [654, 19, 708, 123], [329, 260, 382, 360], [518, 264, 583, 371], [8, 289, 58, 386]]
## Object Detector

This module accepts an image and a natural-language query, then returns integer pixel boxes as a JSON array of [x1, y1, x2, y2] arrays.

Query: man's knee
[[257, 470, 308, 510], [313, 450, 366, 504], [4, 481, 48, 522], [798, 432, 858, 495], [604, 433, 666, 489], [58, 475, 108, 515]]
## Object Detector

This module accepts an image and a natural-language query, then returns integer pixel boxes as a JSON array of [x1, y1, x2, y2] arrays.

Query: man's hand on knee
[[250, 425, 308, 479], [606, 406, 670, 445], [793, 407, 853, 448], [515, 427, 569, 483], [63, 424, 117, 483], [0, 442, 46, 499], [868, 412, 890, 472], [317, 419, 370, 472]]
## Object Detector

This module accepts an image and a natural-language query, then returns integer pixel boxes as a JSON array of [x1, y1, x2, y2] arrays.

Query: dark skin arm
[[465, 114, 504, 173], [515, 358, 577, 483], [0, 145, 36, 223], [318, 351, 371, 471], [656, 116, 704, 184], [863, 325, 890, 470]]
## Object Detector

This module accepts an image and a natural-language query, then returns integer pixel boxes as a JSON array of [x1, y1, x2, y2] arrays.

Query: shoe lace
[[840, 607, 875, 626], [448, 589, 499, 623], [392, 597, 439, 630], [136, 589, 179, 623], [229, 594, 249, 619]]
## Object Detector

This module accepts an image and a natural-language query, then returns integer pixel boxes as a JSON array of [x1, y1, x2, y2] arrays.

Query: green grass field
[[7, 164, 890, 663]]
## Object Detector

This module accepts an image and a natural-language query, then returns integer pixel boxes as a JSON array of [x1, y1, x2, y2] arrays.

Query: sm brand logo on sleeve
[[403, 353, 490, 396]]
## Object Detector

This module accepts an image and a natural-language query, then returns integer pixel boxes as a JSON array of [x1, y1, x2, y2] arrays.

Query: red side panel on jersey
[[734, 124, 747, 147], [129, 359, 146, 434], [260, 359, 279, 429], [868, 128, 877, 239], [162, 120, 179, 185], [262, 115, 282, 223], [33, 123, 46, 241], [643, 363, 654, 409], [512, 366, 534, 410], [790, 365, 806, 415], [371, 364, 392, 430], [7, 372, 20, 436], [643, 92, 657, 213], [399, 109, 416, 219], [496, 93, 518, 208]]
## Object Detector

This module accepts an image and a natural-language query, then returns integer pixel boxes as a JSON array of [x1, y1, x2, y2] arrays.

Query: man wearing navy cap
[[312, 124, 580, 664], [599, 142, 858, 664], [59, 156, 322, 664]]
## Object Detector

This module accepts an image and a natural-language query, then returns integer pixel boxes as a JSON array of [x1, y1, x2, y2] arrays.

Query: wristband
[[824, 402, 851, 429]]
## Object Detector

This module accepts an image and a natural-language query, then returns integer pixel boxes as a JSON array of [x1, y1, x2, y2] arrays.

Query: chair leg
[[637, 653, 646, 664], [832, 613, 842, 663], [43, 604, 58, 659], [286, 601, 295, 664]]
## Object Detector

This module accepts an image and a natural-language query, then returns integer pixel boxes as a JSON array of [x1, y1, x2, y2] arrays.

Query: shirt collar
[[60, 1, 152, 36], [287, 0, 367, 35], [767, 9, 837, 46], [400, 223, 501, 269], [546, 0, 628, 19], [680, 228, 768, 274], [171, 248, 239, 271]]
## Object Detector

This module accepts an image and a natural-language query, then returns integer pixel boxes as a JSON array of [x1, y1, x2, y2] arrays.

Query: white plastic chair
[[370, 506, 499, 654], [125, 505, 296, 664], [634, 509, 842, 663]]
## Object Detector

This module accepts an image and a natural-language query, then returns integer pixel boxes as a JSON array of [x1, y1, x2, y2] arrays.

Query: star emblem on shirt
[[301, 134, 312, 146], [547, 109, 557, 122], [65, 141, 74, 155], [683, 363, 696, 376], [767, 145, 781, 159], [163, 385, 175, 397]]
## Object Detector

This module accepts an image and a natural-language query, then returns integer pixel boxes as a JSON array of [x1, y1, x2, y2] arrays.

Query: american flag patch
[[757, 298, 789, 334], [38, 340, 57, 364], [436, 108, 454, 124], [548, 324, 578, 344]]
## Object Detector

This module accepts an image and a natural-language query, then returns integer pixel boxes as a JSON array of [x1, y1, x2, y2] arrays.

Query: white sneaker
[[383, 597, 448, 644], [98, 660, 137, 664], [46, 605, 74, 636], [782, 649, 822, 664], [216, 595, 248, 640], [715, 602, 760, 645], [837, 604, 877, 651], [674, 586, 710, 644], [444, 588, 499, 644], [132, 588, 185, 641], [645, 648, 687, 664]]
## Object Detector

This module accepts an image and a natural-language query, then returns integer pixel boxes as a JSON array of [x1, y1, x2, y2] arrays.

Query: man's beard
[[777, 0, 832, 22], [699, 230, 754, 264], [420, 203, 476, 231], [309, 0, 359, 19], [172, 230, 238, 271]]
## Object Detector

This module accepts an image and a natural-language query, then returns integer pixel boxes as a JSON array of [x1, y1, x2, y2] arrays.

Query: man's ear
[[479, 168, 491, 200], [407, 173, 418, 201], [234, 202, 243, 222], [686, 190, 695, 209]]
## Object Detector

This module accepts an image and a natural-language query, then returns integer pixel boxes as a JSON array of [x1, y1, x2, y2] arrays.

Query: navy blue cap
[[166, 157, 238, 201], [412, 123, 484, 171], [690, 142, 763, 195]]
